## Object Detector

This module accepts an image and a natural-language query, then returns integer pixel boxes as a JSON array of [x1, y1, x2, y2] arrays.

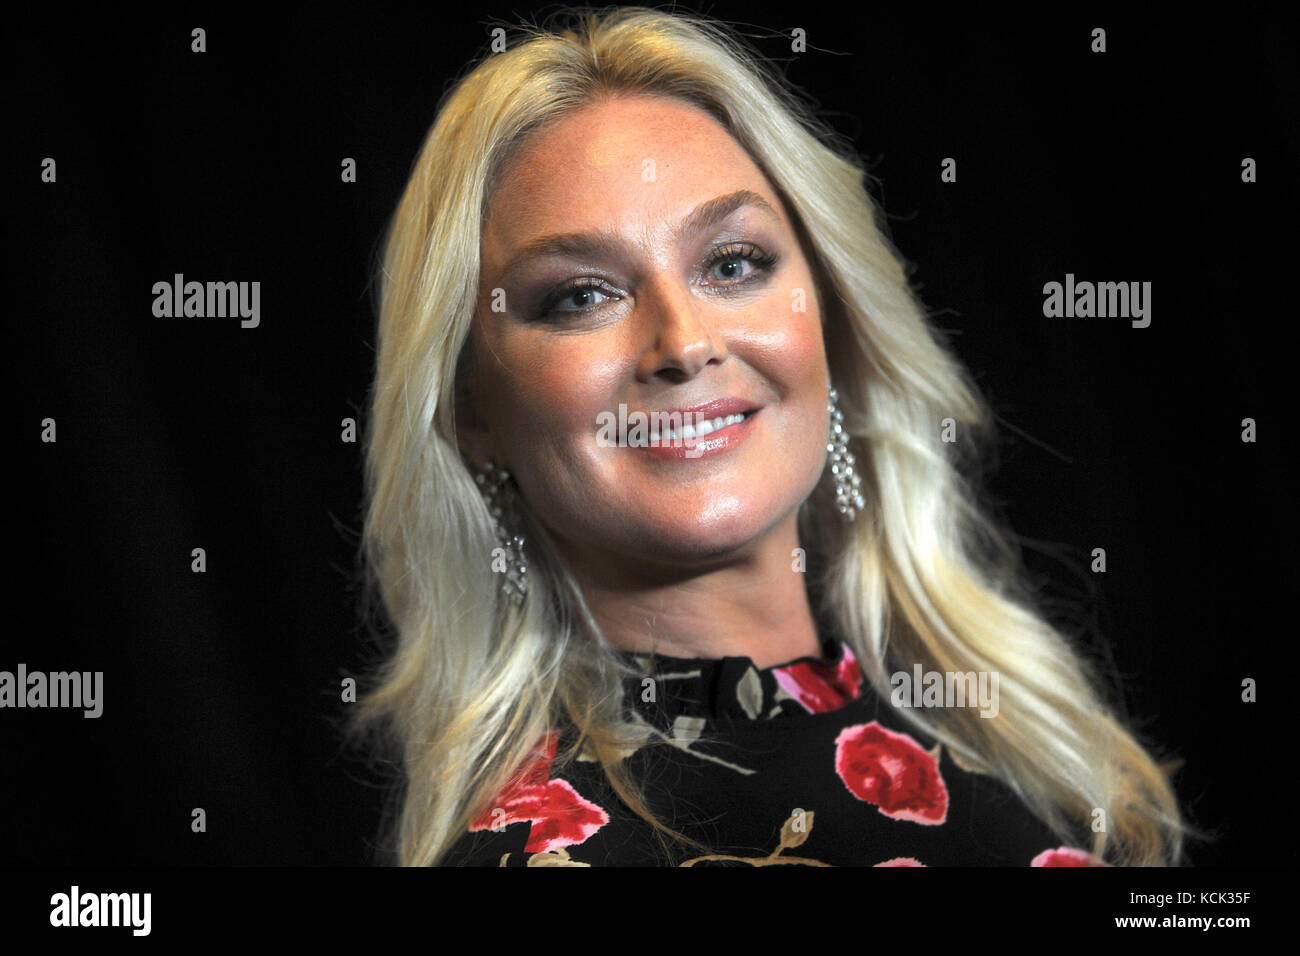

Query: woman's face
[[462, 93, 829, 582]]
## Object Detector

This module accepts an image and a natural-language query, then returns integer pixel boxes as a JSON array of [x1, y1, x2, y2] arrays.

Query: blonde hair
[[348, 4, 1197, 866]]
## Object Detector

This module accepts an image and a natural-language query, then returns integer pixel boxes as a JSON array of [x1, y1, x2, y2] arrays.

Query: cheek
[[749, 287, 826, 391], [488, 336, 624, 449], [754, 291, 828, 464]]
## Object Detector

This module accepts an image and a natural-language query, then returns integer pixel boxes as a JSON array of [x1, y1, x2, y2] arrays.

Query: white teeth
[[650, 412, 746, 442]]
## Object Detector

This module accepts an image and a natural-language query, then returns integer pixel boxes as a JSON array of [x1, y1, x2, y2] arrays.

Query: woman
[[350, 6, 1193, 866]]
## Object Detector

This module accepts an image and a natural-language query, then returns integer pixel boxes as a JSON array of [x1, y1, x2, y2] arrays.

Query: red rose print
[[469, 730, 610, 852], [875, 857, 926, 866], [835, 721, 949, 824], [519, 779, 610, 853], [773, 642, 864, 713], [1031, 847, 1109, 867]]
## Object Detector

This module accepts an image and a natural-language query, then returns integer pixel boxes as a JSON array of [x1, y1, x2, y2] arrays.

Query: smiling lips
[[597, 396, 763, 459], [642, 396, 759, 438], [638, 407, 760, 460], [650, 409, 751, 442]]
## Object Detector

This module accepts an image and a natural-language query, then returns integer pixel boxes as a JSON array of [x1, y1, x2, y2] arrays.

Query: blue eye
[[710, 257, 754, 281], [538, 279, 619, 318], [533, 242, 779, 321], [703, 243, 778, 285]]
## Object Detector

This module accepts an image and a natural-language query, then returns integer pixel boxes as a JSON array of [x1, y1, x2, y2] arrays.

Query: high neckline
[[613, 634, 865, 728], [614, 632, 842, 670]]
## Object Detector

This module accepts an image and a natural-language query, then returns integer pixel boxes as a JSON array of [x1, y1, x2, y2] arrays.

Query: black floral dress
[[441, 635, 1106, 866]]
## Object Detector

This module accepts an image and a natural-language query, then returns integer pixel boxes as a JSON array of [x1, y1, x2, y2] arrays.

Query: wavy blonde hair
[[348, 4, 1197, 867]]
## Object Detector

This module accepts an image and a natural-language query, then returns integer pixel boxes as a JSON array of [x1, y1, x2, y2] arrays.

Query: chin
[[635, 508, 784, 562]]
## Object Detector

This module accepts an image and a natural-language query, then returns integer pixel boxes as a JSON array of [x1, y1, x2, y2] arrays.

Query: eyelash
[[536, 242, 780, 319]]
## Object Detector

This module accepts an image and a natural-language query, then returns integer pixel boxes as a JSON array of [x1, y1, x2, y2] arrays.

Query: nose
[[634, 274, 727, 381]]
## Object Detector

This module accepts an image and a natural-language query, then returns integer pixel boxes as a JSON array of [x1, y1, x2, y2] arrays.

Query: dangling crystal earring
[[827, 384, 866, 521], [473, 459, 528, 605]]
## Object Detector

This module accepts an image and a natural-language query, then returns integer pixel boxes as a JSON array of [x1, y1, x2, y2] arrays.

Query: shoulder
[[440, 822, 529, 867], [438, 728, 615, 867]]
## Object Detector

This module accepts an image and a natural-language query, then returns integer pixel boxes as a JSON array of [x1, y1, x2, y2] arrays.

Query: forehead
[[482, 94, 782, 252]]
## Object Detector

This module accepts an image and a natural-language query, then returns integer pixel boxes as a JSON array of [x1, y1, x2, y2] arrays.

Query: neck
[[556, 513, 823, 669]]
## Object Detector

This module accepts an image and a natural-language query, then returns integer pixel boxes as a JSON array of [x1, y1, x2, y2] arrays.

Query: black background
[[7, 3, 1295, 868]]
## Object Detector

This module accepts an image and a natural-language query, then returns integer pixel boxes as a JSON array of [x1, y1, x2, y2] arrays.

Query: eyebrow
[[501, 189, 779, 273]]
